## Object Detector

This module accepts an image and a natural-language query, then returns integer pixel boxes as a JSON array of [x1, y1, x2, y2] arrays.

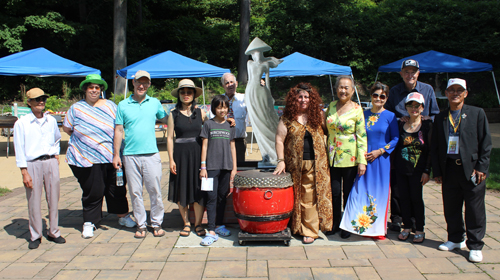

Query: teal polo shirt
[[115, 95, 166, 155]]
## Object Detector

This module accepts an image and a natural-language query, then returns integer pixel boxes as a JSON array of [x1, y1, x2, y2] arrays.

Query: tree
[[237, 0, 250, 84], [113, 0, 127, 95]]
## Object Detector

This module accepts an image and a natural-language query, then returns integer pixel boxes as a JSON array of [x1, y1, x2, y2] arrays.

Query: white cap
[[405, 92, 425, 106], [446, 78, 466, 90]]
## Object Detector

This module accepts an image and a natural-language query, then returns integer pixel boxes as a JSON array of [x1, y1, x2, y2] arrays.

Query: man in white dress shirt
[[14, 88, 65, 249], [221, 72, 247, 164]]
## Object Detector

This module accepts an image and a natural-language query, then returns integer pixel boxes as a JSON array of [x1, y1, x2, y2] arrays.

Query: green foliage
[[487, 148, 500, 190], [44, 95, 63, 111], [0, 187, 11, 197], [109, 93, 126, 105]]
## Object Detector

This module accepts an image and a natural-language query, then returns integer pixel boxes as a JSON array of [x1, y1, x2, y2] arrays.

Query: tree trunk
[[237, 0, 250, 85], [114, 0, 127, 95]]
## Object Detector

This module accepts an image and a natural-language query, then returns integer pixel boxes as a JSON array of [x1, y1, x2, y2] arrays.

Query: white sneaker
[[469, 250, 483, 262], [118, 214, 137, 228], [82, 222, 96, 238], [438, 240, 466, 251]]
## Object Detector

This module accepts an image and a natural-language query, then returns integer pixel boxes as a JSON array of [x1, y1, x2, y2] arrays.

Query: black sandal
[[153, 226, 165, 237], [195, 225, 206, 236], [180, 225, 191, 237], [134, 227, 147, 239]]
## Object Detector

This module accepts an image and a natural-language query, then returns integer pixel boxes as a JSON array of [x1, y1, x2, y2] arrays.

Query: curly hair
[[282, 82, 323, 129]]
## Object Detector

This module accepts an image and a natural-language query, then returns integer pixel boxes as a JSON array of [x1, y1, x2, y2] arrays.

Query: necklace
[[408, 119, 421, 129]]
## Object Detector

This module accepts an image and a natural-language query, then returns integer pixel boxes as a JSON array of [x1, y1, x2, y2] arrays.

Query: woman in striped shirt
[[63, 74, 136, 238]]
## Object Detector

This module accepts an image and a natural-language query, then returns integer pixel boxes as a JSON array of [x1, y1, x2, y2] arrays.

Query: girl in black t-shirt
[[394, 92, 432, 244]]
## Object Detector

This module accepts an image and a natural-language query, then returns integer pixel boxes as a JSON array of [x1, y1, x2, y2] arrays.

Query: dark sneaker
[[389, 222, 402, 232], [28, 238, 41, 249], [47, 235, 66, 244], [340, 230, 351, 239]]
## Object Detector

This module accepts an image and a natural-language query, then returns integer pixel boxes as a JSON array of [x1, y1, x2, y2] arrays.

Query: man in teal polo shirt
[[113, 70, 167, 238]]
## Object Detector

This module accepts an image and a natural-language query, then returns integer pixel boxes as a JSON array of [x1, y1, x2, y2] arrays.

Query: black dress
[[168, 108, 204, 206]]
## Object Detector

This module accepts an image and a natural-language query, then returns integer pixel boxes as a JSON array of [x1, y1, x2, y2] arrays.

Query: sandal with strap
[[215, 225, 231, 237], [134, 227, 147, 239], [153, 226, 166, 237], [302, 236, 315, 244], [195, 225, 206, 236], [200, 233, 218, 246], [413, 232, 425, 243], [180, 225, 191, 237], [398, 230, 411, 241]]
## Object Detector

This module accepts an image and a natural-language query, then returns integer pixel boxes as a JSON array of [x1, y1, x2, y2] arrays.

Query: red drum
[[233, 170, 294, 234]]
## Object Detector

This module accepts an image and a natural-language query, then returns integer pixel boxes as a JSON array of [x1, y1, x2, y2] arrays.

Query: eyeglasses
[[405, 104, 422, 109], [30, 96, 47, 102], [371, 93, 386, 100], [87, 86, 101, 90]]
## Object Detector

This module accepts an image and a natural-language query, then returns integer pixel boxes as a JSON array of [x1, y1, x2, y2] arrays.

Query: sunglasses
[[405, 104, 422, 109], [371, 93, 386, 100], [30, 96, 47, 102], [87, 86, 101, 90]]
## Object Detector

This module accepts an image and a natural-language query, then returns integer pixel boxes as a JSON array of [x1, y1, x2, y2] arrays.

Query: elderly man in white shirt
[[14, 88, 65, 249], [221, 73, 248, 164]]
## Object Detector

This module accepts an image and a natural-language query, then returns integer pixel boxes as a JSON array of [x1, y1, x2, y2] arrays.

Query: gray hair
[[334, 75, 355, 90], [221, 72, 236, 86]]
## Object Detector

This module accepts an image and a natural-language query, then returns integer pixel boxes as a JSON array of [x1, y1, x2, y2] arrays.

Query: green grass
[[487, 148, 500, 190], [0, 187, 11, 197]]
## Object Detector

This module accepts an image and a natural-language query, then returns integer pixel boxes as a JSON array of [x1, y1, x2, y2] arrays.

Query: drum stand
[[237, 227, 292, 246]]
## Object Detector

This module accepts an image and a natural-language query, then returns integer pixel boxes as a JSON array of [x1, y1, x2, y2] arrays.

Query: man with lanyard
[[432, 78, 491, 263], [14, 88, 65, 249], [113, 70, 167, 239], [221, 72, 248, 165], [385, 59, 440, 232]]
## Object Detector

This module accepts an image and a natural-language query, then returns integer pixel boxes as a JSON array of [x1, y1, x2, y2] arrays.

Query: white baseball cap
[[446, 78, 467, 90], [405, 92, 425, 106]]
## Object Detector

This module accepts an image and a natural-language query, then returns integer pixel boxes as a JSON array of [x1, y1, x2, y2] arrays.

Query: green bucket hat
[[80, 74, 108, 91]]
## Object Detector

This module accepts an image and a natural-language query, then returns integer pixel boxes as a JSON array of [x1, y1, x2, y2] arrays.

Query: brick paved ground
[[1, 161, 500, 279]]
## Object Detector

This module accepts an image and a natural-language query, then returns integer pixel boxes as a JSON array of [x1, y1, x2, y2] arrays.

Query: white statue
[[244, 37, 283, 166]]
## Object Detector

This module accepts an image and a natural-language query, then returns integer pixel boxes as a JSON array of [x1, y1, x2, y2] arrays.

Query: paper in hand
[[201, 177, 214, 191]]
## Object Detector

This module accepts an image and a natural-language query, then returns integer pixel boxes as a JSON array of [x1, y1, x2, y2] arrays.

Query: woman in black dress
[[167, 79, 208, 237]]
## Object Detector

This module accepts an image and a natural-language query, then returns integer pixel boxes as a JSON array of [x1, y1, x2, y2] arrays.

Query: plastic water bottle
[[116, 167, 124, 186]]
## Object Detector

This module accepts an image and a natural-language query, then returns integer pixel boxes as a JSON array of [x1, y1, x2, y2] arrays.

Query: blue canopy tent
[[376, 50, 500, 105], [267, 52, 360, 103], [117, 50, 230, 103], [0, 47, 100, 77]]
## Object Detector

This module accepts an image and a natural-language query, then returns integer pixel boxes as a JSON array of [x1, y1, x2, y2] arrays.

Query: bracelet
[[379, 148, 384, 154], [277, 158, 285, 163], [200, 167, 206, 170], [201, 161, 206, 164]]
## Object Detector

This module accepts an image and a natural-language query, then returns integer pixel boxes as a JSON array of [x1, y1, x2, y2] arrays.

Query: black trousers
[[205, 169, 231, 231], [330, 166, 358, 231], [443, 159, 486, 250], [234, 138, 246, 164], [396, 171, 425, 232], [70, 163, 129, 225], [389, 153, 402, 223]]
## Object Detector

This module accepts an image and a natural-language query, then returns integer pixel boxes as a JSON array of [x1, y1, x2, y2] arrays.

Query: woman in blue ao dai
[[340, 82, 399, 239]]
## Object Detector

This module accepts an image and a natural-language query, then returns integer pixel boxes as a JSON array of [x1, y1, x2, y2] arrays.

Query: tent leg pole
[[492, 71, 500, 106], [202, 78, 205, 105], [124, 80, 128, 98], [329, 75, 334, 102], [375, 72, 379, 82], [352, 74, 361, 105]]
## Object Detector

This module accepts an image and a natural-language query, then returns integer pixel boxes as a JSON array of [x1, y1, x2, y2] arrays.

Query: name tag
[[447, 136, 459, 154]]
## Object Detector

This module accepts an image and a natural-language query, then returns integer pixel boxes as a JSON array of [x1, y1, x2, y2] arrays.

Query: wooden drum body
[[233, 170, 294, 234]]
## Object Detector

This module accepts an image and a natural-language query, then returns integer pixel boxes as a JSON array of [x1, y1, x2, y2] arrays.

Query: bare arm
[[200, 138, 208, 179], [112, 124, 124, 169], [201, 109, 208, 123], [62, 125, 72, 136], [166, 113, 176, 175], [230, 140, 237, 187], [273, 119, 287, 175]]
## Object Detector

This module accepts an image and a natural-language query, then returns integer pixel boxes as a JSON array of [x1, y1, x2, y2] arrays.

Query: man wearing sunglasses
[[384, 59, 440, 232], [432, 78, 491, 262], [13, 88, 65, 249]]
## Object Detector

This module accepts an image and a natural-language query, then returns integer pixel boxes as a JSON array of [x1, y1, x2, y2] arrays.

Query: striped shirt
[[64, 99, 117, 167]]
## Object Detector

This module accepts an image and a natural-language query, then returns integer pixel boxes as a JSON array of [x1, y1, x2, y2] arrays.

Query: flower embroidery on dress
[[366, 113, 380, 130], [351, 194, 378, 234]]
